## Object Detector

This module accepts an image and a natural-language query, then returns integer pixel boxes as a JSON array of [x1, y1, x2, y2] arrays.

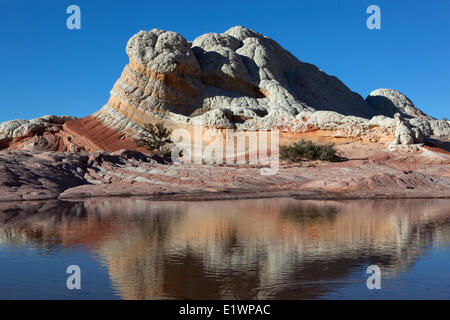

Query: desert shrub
[[135, 122, 173, 154], [280, 140, 338, 162], [317, 143, 339, 161], [159, 143, 184, 159], [281, 203, 338, 224]]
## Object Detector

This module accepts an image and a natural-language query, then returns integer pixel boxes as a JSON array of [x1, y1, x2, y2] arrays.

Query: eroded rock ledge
[[0, 146, 449, 202]]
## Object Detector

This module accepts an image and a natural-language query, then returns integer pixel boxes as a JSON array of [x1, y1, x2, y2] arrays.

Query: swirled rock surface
[[366, 89, 432, 120], [61, 26, 384, 151], [1, 26, 448, 152], [0, 146, 449, 202], [0, 115, 81, 151]]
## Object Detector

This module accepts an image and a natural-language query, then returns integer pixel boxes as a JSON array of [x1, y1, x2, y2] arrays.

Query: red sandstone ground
[[0, 142, 449, 202]]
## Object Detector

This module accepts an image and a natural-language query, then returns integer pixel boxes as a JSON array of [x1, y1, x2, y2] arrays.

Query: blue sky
[[0, 0, 448, 122]]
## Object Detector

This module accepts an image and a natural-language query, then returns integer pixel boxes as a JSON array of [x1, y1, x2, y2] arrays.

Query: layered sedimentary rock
[[1, 26, 449, 152], [90, 26, 373, 131], [66, 27, 450, 150], [0, 149, 167, 201], [0, 115, 83, 151], [0, 143, 449, 202]]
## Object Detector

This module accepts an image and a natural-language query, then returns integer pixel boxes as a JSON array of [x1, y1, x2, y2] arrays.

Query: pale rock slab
[[392, 113, 424, 145]]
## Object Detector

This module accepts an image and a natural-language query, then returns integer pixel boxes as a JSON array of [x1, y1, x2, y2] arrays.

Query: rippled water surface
[[0, 198, 449, 299]]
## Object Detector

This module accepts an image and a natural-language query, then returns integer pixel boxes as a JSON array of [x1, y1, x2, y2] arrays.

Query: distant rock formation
[[0, 115, 74, 140], [0, 26, 449, 152], [0, 115, 80, 151], [366, 89, 432, 120]]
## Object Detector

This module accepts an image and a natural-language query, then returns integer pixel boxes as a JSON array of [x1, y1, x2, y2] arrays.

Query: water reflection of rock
[[0, 198, 449, 299]]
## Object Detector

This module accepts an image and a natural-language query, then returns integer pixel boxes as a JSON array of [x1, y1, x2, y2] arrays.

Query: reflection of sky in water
[[0, 244, 117, 299], [323, 247, 450, 299], [0, 198, 449, 300]]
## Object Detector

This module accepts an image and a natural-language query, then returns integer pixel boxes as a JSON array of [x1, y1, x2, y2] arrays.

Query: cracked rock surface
[[0, 145, 448, 202]]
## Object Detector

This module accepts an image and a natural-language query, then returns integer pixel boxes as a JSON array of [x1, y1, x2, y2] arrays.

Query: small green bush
[[135, 122, 172, 154], [280, 140, 338, 162]]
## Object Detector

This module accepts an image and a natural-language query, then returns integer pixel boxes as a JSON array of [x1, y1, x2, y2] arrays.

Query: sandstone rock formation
[[63, 27, 450, 150], [62, 26, 383, 150], [366, 89, 432, 120], [392, 113, 423, 145], [0, 115, 82, 151], [0, 115, 73, 141], [408, 117, 450, 137], [0, 26, 448, 152], [0, 145, 449, 202]]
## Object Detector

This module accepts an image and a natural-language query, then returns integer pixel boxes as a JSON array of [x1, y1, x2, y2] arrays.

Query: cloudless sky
[[0, 0, 449, 122]]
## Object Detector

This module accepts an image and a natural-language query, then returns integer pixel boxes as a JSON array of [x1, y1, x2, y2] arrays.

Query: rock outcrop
[[64, 27, 450, 150], [62, 26, 383, 150], [0, 115, 74, 141], [0, 115, 81, 151], [0, 146, 449, 202], [392, 113, 424, 145], [0, 26, 448, 152], [366, 89, 432, 120]]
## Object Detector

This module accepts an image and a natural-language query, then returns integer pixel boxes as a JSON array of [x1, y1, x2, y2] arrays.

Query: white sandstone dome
[[366, 89, 432, 120]]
